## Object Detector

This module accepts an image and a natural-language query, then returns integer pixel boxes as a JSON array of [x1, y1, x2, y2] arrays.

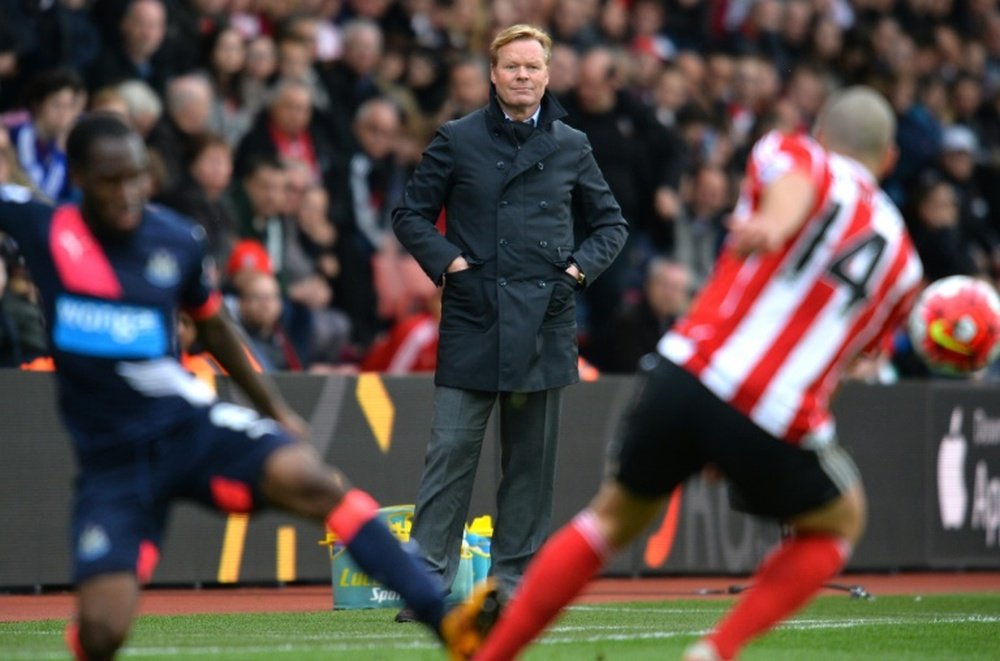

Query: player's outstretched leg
[[325, 488, 448, 630], [475, 481, 663, 660], [686, 484, 866, 660], [261, 444, 455, 639], [67, 573, 139, 661]]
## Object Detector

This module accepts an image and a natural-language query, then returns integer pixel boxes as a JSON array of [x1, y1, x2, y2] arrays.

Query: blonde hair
[[489, 24, 552, 67], [815, 86, 895, 166]]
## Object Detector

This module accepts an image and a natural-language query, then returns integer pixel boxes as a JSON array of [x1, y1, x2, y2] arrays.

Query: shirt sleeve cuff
[[184, 291, 223, 321]]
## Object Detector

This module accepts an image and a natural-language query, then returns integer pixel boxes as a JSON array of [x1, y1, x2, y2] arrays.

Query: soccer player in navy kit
[[0, 114, 483, 660]]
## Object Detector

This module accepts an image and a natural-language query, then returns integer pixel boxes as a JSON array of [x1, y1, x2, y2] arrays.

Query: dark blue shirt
[[0, 184, 220, 445]]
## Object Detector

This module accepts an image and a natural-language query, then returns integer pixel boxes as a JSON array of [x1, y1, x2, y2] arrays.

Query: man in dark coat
[[392, 24, 628, 608]]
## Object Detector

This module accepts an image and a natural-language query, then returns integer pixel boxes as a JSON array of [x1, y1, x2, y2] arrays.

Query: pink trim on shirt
[[49, 205, 123, 299]]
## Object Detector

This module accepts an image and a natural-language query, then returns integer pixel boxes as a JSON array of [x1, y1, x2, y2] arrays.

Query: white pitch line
[[3, 613, 998, 658]]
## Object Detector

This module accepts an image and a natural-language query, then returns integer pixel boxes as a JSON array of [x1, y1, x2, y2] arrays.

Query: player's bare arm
[[194, 309, 309, 441], [728, 169, 815, 256]]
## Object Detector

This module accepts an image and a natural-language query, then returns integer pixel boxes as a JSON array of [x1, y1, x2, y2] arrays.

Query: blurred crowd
[[0, 0, 998, 380]]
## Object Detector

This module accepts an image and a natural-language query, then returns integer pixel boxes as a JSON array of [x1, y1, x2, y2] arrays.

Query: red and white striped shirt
[[659, 131, 923, 446]]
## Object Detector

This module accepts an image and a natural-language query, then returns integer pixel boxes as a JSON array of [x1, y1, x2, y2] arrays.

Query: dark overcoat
[[393, 90, 628, 392]]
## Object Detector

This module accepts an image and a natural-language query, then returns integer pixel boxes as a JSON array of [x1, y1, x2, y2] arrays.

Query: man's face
[[344, 29, 381, 75], [491, 38, 549, 116], [576, 53, 616, 112], [77, 134, 152, 235], [35, 88, 82, 139], [450, 64, 489, 111], [122, 0, 166, 60], [355, 104, 399, 160], [647, 264, 690, 319], [941, 150, 975, 181], [190, 144, 232, 197], [246, 166, 286, 217], [271, 86, 312, 135], [239, 273, 282, 331]]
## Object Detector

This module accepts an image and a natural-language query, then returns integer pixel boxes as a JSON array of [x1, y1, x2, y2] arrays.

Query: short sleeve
[[748, 131, 824, 187], [179, 226, 222, 320]]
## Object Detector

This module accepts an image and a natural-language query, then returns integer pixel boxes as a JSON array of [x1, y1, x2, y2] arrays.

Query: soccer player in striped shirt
[[470, 86, 924, 659]]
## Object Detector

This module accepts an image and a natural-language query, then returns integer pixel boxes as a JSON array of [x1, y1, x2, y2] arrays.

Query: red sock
[[324, 489, 378, 543], [64, 621, 87, 661], [708, 535, 850, 659], [476, 510, 612, 661]]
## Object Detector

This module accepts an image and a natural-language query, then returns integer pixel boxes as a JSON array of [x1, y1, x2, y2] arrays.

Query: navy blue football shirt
[[0, 183, 222, 443]]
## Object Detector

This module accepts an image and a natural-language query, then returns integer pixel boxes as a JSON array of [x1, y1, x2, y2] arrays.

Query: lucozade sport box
[[320, 504, 480, 609]]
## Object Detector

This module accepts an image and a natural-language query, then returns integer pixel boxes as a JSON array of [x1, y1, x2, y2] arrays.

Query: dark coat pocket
[[441, 267, 490, 330]]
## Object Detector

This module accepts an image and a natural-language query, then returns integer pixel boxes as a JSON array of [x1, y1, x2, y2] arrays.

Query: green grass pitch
[[2, 593, 998, 659]]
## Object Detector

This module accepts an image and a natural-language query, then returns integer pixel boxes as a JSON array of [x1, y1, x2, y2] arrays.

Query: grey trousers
[[409, 385, 563, 600]]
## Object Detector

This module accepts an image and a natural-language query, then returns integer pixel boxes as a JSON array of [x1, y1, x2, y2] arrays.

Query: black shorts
[[70, 403, 294, 584], [609, 355, 860, 520]]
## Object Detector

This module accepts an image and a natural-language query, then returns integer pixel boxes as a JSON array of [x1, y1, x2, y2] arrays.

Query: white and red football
[[908, 275, 1000, 375]]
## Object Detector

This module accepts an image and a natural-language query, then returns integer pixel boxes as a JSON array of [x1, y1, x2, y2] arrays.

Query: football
[[908, 275, 1000, 375]]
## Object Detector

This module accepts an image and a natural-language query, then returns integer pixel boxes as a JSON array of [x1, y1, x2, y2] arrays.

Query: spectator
[[546, 43, 579, 98], [277, 159, 352, 366], [563, 46, 686, 349], [0, 0, 101, 81], [319, 19, 385, 132], [673, 164, 732, 289], [0, 124, 33, 188], [235, 270, 303, 371], [330, 96, 407, 347], [224, 155, 297, 284], [0, 236, 48, 367], [809, 16, 847, 70], [882, 73, 943, 206], [235, 77, 343, 187], [224, 156, 328, 368], [290, 183, 353, 365], [168, 0, 230, 73], [145, 73, 215, 192], [906, 172, 977, 281], [202, 26, 254, 147], [9, 68, 86, 202], [436, 55, 490, 124], [0, 20, 20, 111], [629, 35, 674, 107], [156, 133, 238, 262], [89, 86, 131, 118], [931, 125, 1000, 278], [295, 183, 340, 292], [602, 258, 692, 373], [86, 0, 174, 94], [275, 32, 332, 113], [651, 65, 690, 130], [784, 63, 833, 131], [116, 79, 163, 138], [550, 0, 603, 52], [242, 34, 279, 116]]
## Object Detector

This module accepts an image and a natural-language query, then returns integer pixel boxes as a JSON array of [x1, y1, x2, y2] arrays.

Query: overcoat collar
[[485, 86, 567, 185], [485, 84, 568, 128]]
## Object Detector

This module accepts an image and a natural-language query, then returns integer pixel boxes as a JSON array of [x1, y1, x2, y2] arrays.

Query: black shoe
[[394, 606, 417, 623]]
